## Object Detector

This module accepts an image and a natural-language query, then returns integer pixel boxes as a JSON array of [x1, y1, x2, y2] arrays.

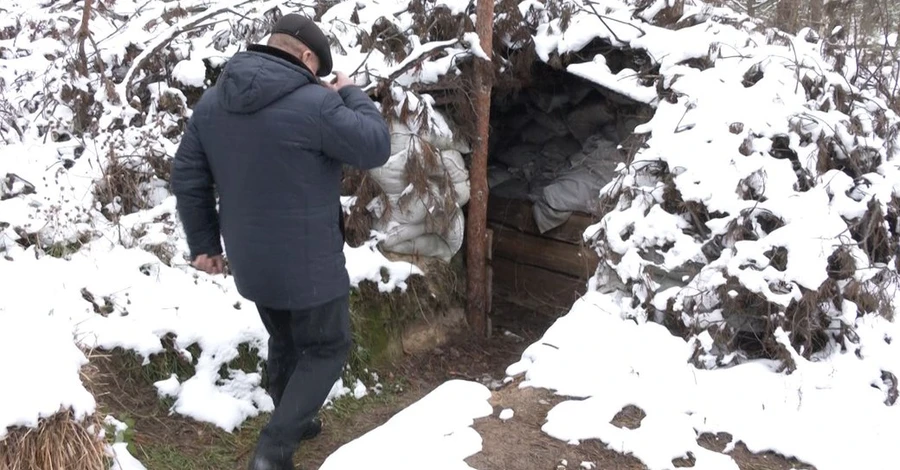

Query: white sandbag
[[376, 219, 427, 247], [441, 150, 468, 182], [382, 209, 465, 262], [570, 137, 622, 183], [520, 122, 556, 145], [529, 88, 570, 113], [511, 160, 538, 182], [495, 144, 541, 168], [368, 150, 409, 194], [568, 85, 594, 107], [506, 112, 533, 132], [491, 178, 530, 201], [391, 195, 430, 225], [488, 166, 513, 188], [600, 123, 618, 142], [366, 104, 472, 261], [541, 136, 582, 162], [616, 116, 643, 141], [532, 199, 573, 234], [453, 180, 470, 207], [387, 234, 455, 262], [530, 109, 570, 137], [389, 120, 470, 155], [541, 170, 605, 215], [566, 98, 616, 143], [439, 149, 470, 205]]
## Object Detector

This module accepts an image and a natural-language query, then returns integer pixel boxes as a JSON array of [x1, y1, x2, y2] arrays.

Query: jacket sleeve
[[320, 86, 391, 170], [170, 118, 223, 259]]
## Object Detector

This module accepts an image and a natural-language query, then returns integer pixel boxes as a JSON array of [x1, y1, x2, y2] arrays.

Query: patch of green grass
[[46, 240, 84, 258], [130, 383, 405, 470], [327, 390, 394, 421], [347, 254, 465, 376], [44, 232, 93, 258], [325, 376, 408, 421], [218, 342, 264, 382], [105, 414, 138, 455], [136, 441, 236, 470]]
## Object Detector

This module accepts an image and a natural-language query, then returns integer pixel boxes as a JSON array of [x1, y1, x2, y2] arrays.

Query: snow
[[2, 0, 900, 468], [171, 58, 208, 88], [319, 380, 492, 470], [567, 54, 658, 104], [110, 443, 148, 470], [506, 292, 900, 470], [0, 311, 96, 438]]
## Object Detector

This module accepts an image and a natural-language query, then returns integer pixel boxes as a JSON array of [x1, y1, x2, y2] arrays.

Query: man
[[170, 13, 391, 470]]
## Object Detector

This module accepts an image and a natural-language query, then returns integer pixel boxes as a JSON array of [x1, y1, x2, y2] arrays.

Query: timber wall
[[487, 196, 599, 313]]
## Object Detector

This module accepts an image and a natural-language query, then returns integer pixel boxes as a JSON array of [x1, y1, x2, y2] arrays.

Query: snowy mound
[[506, 291, 900, 470], [0, 312, 95, 439], [572, 1, 900, 366]]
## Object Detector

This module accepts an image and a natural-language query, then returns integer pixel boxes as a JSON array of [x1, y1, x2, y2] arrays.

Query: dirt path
[[88, 299, 817, 470]]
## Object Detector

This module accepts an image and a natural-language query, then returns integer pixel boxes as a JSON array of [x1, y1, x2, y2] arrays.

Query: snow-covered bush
[[578, 1, 900, 368]]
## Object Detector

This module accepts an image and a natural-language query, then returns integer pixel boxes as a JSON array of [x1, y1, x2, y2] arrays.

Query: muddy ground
[[88, 298, 814, 470]]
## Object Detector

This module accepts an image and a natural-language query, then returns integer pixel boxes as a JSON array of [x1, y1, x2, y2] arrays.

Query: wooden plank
[[490, 223, 599, 279], [487, 196, 596, 244], [492, 257, 587, 311], [486, 264, 493, 314]]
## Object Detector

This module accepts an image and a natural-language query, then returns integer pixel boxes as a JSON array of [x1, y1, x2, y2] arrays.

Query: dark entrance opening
[[485, 60, 651, 315]]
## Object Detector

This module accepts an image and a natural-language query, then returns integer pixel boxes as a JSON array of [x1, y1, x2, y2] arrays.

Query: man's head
[[268, 14, 333, 77]]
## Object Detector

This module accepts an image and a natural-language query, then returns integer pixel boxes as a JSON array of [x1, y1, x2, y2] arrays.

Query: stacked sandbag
[[367, 120, 470, 262], [488, 84, 627, 233]]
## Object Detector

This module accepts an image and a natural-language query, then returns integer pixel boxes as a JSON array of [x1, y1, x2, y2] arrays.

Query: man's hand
[[192, 254, 226, 275], [326, 72, 354, 91]]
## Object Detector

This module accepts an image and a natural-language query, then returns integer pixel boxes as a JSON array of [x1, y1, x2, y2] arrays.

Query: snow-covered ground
[[324, 291, 900, 470], [2, 0, 900, 469]]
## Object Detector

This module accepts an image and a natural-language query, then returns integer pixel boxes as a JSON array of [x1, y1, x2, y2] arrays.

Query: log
[[490, 224, 599, 279], [492, 257, 587, 311], [487, 196, 595, 244], [465, 0, 494, 337]]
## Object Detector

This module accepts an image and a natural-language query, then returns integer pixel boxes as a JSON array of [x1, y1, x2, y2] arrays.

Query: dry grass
[[93, 149, 163, 221], [349, 255, 464, 370], [0, 411, 108, 470]]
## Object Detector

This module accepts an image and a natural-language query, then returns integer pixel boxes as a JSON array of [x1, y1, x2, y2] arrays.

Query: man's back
[[171, 45, 391, 310]]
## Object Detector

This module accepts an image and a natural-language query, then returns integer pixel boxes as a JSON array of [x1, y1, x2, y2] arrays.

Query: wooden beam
[[492, 257, 588, 312], [487, 196, 596, 245], [465, 0, 495, 337], [490, 223, 599, 279]]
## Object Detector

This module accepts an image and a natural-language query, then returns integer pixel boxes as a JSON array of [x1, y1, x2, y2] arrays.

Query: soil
[[88, 297, 818, 470], [467, 385, 646, 470]]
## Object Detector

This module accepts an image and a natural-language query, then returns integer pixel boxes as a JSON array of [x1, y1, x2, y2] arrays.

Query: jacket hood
[[217, 49, 315, 114]]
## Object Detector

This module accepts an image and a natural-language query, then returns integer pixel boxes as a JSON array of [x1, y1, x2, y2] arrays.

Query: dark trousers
[[255, 294, 351, 461]]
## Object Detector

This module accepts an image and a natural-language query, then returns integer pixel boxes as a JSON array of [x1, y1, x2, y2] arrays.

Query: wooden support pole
[[465, 0, 495, 337]]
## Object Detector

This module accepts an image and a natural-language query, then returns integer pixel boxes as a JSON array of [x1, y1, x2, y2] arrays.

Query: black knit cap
[[271, 13, 333, 77]]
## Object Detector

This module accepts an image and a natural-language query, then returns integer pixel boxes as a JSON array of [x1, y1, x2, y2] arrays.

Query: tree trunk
[[465, 0, 494, 337], [809, 0, 825, 33], [76, 0, 93, 77], [775, 0, 799, 32]]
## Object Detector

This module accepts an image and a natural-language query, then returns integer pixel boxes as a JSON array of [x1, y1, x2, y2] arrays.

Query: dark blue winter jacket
[[171, 45, 391, 310]]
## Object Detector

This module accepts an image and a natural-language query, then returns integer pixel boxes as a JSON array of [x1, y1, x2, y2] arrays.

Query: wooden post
[[486, 228, 493, 317], [465, 0, 495, 337]]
